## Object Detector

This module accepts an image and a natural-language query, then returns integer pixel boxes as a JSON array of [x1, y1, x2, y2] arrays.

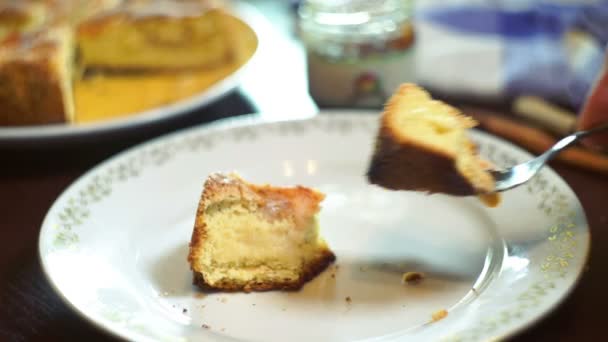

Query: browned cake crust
[[192, 249, 336, 292], [47, 0, 122, 25], [367, 84, 483, 196], [77, 1, 213, 37], [367, 134, 477, 196], [0, 1, 46, 34], [188, 173, 336, 293], [0, 27, 73, 126], [0, 60, 67, 125]]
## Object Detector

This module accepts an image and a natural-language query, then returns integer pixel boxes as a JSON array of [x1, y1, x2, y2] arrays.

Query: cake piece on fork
[[367, 83, 499, 206]]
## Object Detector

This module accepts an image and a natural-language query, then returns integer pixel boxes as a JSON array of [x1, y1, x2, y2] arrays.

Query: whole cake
[[0, 0, 236, 126], [188, 173, 336, 292], [367, 83, 497, 199]]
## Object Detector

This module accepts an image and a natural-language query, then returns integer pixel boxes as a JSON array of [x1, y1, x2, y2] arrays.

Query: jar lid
[[299, 0, 413, 42]]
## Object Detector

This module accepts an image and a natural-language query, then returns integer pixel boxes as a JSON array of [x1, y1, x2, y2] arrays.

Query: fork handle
[[537, 122, 608, 165], [577, 121, 608, 138], [470, 110, 608, 175]]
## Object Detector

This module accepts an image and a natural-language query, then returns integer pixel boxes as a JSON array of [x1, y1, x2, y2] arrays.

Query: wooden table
[[1, 2, 607, 341]]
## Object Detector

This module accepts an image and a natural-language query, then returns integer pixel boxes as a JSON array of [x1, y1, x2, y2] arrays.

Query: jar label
[[307, 50, 416, 108]]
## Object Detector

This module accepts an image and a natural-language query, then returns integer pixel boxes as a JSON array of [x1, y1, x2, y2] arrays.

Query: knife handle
[[512, 96, 577, 136]]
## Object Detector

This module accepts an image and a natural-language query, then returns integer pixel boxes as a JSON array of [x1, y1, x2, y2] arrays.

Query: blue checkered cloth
[[415, 1, 608, 111]]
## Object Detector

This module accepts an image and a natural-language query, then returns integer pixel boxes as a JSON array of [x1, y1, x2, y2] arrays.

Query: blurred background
[[1, 2, 607, 340], [238, 0, 608, 173], [285, 0, 607, 111]]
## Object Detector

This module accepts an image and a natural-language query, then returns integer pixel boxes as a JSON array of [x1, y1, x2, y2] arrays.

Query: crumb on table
[[432, 309, 448, 322], [402, 272, 424, 285], [182, 308, 188, 314], [345, 296, 352, 303], [202, 324, 210, 329]]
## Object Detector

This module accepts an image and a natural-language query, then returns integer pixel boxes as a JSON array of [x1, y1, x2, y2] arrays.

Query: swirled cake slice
[[0, 1, 47, 40]]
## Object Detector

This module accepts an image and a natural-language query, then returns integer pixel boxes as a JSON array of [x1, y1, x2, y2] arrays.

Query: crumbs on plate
[[432, 309, 448, 322], [402, 272, 424, 285]]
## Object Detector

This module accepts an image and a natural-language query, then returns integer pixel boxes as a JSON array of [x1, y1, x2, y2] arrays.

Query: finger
[[577, 66, 608, 149]]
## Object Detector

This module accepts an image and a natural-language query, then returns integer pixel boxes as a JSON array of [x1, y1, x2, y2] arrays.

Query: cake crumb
[[194, 293, 205, 299], [220, 297, 227, 303], [402, 272, 424, 285], [432, 309, 448, 322], [182, 308, 188, 314], [331, 273, 335, 278], [345, 296, 352, 303], [202, 324, 210, 329]]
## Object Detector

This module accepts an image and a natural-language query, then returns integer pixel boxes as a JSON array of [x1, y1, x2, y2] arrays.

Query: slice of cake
[[0, 25, 75, 125], [77, 0, 234, 70], [367, 83, 497, 198], [188, 173, 336, 292]]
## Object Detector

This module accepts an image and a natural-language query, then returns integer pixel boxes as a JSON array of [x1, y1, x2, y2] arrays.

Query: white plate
[[0, 2, 261, 144], [39, 111, 590, 342]]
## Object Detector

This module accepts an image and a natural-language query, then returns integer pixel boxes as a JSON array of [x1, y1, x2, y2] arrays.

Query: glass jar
[[298, 0, 416, 108]]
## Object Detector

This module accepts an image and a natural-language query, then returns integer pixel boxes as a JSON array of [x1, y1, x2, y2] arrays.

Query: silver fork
[[491, 122, 608, 192]]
